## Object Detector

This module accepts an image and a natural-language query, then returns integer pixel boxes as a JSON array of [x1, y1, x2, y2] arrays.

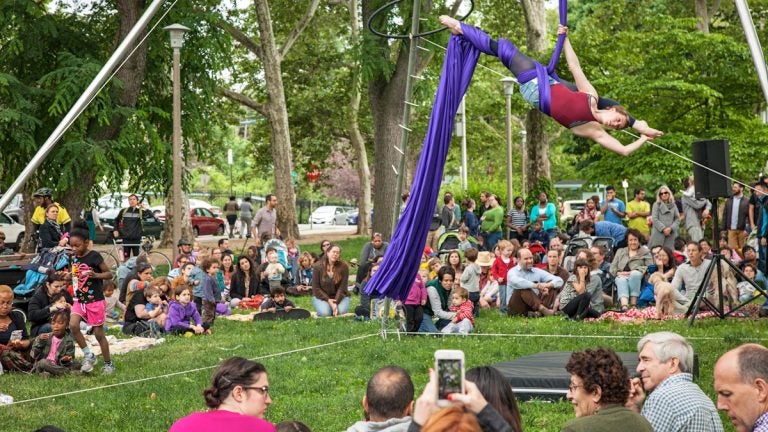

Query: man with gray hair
[[346, 365, 414, 432], [714, 343, 768, 432], [627, 331, 723, 431]]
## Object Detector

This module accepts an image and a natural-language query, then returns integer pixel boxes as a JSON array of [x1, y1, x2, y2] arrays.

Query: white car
[[151, 199, 221, 221], [0, 212, 25, 251], [310, 206, 349, 225]]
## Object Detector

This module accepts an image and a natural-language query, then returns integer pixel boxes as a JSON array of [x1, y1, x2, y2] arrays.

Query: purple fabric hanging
[[363, 35, 480, 301]]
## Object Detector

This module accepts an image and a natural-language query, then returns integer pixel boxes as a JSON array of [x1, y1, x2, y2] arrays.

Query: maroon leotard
[[549, 84, 597, 128]]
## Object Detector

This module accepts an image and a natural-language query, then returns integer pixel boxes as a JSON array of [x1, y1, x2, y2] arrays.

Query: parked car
[[95, 208, 165, 244], [346, 208, 374, 225], [151, 199, 221, 220], [149, 205, 225, 236], [0, 194, 24, 223], [311, 206, 350, 225], [191, 207, 226, 236], [0, 212, 25, 251]]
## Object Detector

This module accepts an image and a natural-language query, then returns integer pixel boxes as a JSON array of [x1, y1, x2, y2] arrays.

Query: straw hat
[[476, 251, 494, 267]]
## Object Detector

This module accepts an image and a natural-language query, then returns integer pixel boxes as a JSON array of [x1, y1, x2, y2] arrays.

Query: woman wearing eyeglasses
[[649, 185, 680, 251], [563, 348, 653, 432], [170, 357, 275, 431]]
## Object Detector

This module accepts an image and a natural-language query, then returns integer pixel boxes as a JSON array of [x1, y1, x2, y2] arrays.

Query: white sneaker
[[81, 353, 97, 373], [102, 363, 115, 375]]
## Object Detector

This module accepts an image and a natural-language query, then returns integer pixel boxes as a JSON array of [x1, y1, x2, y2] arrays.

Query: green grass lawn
[[2, 236, 765, 431]]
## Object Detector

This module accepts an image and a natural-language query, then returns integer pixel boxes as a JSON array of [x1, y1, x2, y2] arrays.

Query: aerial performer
[[439, 15, 664, 156]]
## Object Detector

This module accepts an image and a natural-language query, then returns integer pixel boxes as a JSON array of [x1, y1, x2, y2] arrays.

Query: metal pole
[[0, 0, 167, 212], [460, 97, 468, 192], [520, 130, 528, 197], [505, 93, 513, 214], [228, 148, 234, 197], [171, 45, 183, 261], [392, 0, 422, 231], [735, 0, 768, 106]]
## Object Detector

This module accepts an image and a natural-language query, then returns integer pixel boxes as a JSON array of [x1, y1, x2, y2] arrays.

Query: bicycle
[[100, 236, 172, 277]]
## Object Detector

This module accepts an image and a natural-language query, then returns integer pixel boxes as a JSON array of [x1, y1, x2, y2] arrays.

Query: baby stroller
[[436, 231, 478, 260], [263, 238, 291, 273], [13, 248, 71, 313]]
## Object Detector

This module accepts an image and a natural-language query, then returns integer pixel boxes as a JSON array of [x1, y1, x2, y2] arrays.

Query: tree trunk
[[254, 0, 300, 240], [695, 0, 710, 33], [520, 0, 551, 192], [61, 0, 153, 227], [161, 189, 193, 248], [363, 0, 425, 240], [348, 0, 372, 235]]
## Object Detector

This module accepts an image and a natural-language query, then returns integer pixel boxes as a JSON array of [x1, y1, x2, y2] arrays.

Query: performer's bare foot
[[439, 15, 463, 35]]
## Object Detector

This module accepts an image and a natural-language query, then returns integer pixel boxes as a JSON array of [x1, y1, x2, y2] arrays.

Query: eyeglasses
[[659, 191, 669, 196], [241, 385, 269, 396], [568, 383, 583, 391]]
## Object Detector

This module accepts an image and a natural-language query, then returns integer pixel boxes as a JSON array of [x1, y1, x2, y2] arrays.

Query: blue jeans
[[484, 231, 502, 252], [419, 315, 438, 333], [615, 270, 644, 303], [312, 296, 351, 317]]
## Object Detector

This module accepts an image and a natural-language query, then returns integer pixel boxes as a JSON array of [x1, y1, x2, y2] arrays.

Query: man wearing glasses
[[252, 194, 280, 245]]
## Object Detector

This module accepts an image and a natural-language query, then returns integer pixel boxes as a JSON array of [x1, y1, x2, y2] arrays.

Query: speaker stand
[[686, 198, 768, 326]]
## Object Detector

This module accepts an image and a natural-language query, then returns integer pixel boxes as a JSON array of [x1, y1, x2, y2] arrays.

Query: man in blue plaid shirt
[[627, 331, 723, 432], [714, 344, 768, 432]]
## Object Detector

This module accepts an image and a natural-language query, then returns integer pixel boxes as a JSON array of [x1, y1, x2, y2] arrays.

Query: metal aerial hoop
[[365, 0, 474, 338]]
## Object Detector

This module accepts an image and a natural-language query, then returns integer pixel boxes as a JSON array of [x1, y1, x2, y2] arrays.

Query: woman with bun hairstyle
[[170, 356, 275, 431]]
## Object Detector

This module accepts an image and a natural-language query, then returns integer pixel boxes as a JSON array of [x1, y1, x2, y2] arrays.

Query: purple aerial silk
[[363, 35, 480, 301]]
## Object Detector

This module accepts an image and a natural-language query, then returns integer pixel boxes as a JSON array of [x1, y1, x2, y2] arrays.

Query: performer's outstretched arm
[[561, 26, 598, 100]]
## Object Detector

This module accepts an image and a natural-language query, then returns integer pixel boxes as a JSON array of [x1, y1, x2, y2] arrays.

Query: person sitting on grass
[[165, 284, 209, 336], [311, 244, 350, 317], [103, 279, 125, 328], [528, 221, 550, 249], [230, 256, 259, 307], [441, 287, 475, 335], [290, 252, 315, 296], [28, 273, 73, 337], [144, 286, 169, 330], [260, 287, 295, 313], [169, 357, 274, 432], [30, 309, 81, 376]]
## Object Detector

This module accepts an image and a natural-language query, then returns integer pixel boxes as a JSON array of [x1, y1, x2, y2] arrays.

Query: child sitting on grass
[[441, 287, 475, 335], [103, 280, 125, 326], [165, 285, 208, 336], [528, 221, 549, 249], [30, 310, 80, 376], [260, 287, 295, 313], [144, 286, 169, 329]]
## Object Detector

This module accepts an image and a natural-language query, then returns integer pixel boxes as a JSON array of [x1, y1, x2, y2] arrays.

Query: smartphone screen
[[437, 358, 463, 400], [10, 330, 22, 342]]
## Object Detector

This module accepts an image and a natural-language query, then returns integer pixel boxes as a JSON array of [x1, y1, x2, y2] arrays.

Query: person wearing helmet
[[174, 238, 194, 268], [31, 188, 71, 232]]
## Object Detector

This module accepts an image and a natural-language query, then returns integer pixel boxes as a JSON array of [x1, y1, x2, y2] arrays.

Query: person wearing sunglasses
[[649, 186, 680, 251], [170, 357, 275, 431]]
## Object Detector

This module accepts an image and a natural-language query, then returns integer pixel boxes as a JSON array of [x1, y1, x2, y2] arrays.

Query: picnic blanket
[[74, 335, 164, 358], [222, 311, 355, 321], [591, 306, 724, 323]]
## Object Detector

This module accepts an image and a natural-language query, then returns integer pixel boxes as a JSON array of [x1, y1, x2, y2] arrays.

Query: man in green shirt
[[626, 188, 650, 241], [480, 194, 504, 251]]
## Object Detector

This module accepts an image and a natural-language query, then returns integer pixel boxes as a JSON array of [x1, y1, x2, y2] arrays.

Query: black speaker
[[692, 140, 731, 198]]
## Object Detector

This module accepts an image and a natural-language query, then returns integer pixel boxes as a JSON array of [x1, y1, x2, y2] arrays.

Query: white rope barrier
[[6, 332, 379, 406]]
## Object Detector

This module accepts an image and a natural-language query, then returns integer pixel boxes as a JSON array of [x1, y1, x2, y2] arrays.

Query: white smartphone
[[435, 349, 465, 406]]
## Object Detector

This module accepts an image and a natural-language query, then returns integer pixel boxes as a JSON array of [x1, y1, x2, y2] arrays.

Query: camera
[[435, 349, 465, 406]]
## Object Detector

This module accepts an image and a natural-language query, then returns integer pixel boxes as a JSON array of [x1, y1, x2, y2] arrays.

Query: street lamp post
[[520, 129, 527, 196], [501, 77, 515, 216], [227, 148, 234, 196], [164, 23, 190, 260]]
